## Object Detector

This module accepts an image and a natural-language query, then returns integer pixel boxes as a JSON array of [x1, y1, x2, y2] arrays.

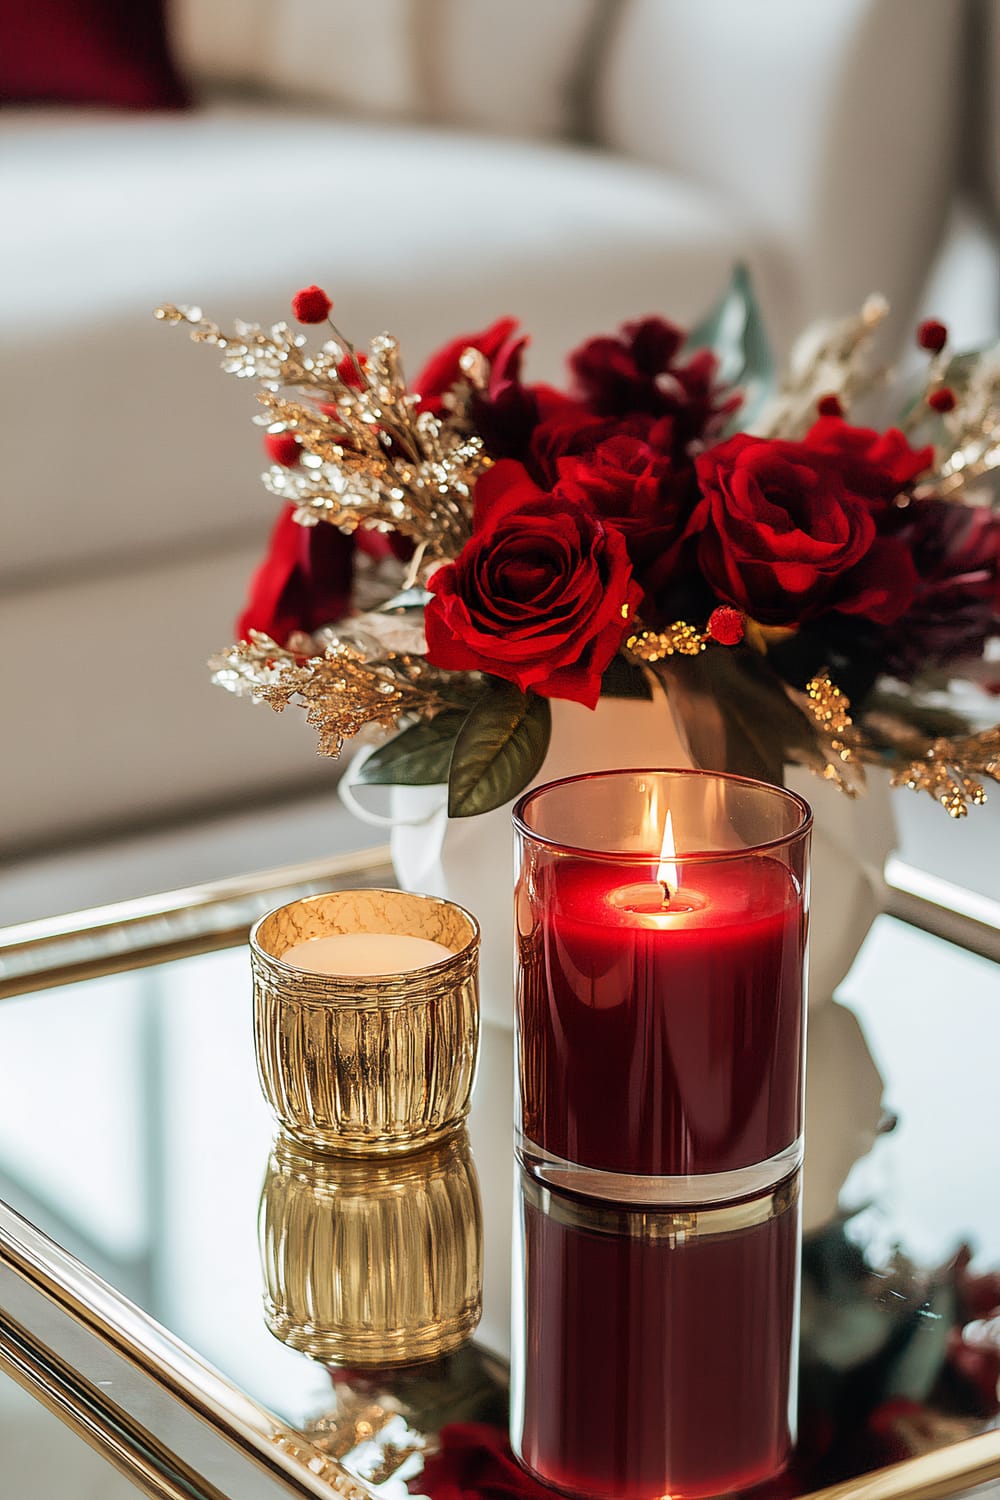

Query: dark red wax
[[517, 857, 805, 1177], [513, 1177, 800, 1499]]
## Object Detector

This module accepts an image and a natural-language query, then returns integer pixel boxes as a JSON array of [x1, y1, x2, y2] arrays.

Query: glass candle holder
[[511, 769, 811, 1499], [260, 1128, 482, 1366], [513, 769, 811, 1202], [251, 889, 479, 1155]]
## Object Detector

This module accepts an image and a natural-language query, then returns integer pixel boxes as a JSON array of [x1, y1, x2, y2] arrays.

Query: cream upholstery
[[170, 0, 602, 135], [597, 0, 964, 348], [0, 1, 975, 856]]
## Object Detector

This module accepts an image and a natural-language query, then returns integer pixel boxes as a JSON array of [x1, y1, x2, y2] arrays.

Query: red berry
[[707, 606, 745, 646], [337, 352, 368, 389], [264, 431, 301, 466], [292, 285, 332, 324], [816, 393, 844, 418], [927, 386, 957, 413], [917, 318, 947, 354]]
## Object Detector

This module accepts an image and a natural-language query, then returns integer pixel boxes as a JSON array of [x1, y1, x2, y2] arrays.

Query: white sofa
[[0, 0, 971, 875]]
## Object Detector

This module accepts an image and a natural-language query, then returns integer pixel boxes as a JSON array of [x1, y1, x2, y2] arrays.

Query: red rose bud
[[707, 606, 745, 645], [928, 386, 957, 413], [917, 318, 948, 354], [816, 393, 844, 418], [264, 431, 301, 467], [292, 285, 332, 324], [337, 352, 368, 389]]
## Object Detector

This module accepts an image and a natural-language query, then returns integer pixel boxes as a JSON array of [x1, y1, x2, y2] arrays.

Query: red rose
[[424, 460, 642, 707], [554, 433, 695, 571], [880, 500, 1000, 677], [237, 506, 355, 645], [414, 1423, 554, 1499], [526, 391, 614, 480], [946, 1326, 1000, 1418], [803, 417, 932, 505], [415, 316, 539, 458], [569, 316, 738, 446], [691, 434, 919, 627], [415, 317, 523, 415], [956, 1246, 1000, 1323]]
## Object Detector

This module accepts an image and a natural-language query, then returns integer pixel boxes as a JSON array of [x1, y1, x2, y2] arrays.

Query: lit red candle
[[517, 834, 805, 1184], [511, 770, 811, 1499]]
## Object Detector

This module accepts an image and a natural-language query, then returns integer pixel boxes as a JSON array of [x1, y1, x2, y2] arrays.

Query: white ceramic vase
[[347, 692, 893, 1353]]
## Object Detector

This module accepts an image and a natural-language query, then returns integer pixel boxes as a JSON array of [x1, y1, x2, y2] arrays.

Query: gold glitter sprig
[[798, 670, 1000, 813], [154, 305, 335, 389], [911, 344, 1000, 502], [888, 728, 1000, 818], [209, 631, 455, 758], [156, 309, 488, 562], [754, 295, 889, 439], [799, 670, 866, 794], [625, 623, 707, 661]]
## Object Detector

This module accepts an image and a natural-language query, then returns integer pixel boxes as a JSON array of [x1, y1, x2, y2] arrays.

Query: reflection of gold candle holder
[[251, 889, 479, 1155], [260, 1128, 483, 1365]]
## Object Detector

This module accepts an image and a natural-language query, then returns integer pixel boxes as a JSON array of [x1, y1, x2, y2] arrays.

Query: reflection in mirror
[[259, 1127, 482, 1367], [0, 1363, 143, 1499]]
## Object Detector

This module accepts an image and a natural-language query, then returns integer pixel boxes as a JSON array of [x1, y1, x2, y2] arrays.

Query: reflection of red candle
[[513, 1171, 801, 1500], [518, 854, 805, 1179]]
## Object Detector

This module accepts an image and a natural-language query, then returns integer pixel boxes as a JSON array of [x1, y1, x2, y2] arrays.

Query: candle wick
[[660, 881, 672, 909]]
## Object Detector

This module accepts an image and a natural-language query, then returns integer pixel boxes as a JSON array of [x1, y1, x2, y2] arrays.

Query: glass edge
[[0, 1316, 228, 1500], [0, 847, 396, 999], [512, 768, 813, 864], [249, 887, 481, 980], [796, 1426, 1000, 1500], [0, 1200, 376, 1500]]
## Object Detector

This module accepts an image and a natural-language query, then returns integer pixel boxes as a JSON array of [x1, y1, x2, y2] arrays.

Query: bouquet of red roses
[[158, 269, 1000, 816]]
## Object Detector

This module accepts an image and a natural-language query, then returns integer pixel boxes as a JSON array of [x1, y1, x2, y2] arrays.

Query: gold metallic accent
[[888, 727, 1000, 818], [754, 294, 890, 440], [521, 1169, 800, 1244], [798, 1427, 1000, 1500], [0, 1311, 231, 1500], [260, 1129, 482, 1365], [210, 632, 463, 761], [0, 847, 394, 1001], [0, 1202, 373, 1498], [805, 669, 855, 737], [625, 621, 707, 660], [251, 889, 479, 1154], [156, 305, 486, 561]]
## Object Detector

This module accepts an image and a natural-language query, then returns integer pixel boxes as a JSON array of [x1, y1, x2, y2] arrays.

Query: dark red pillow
[[0, 0, 190, 110]]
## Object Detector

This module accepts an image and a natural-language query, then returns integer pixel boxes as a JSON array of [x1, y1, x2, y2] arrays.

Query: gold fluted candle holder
[[260, 1128, 483, 1365], [251, 889, 480, 1155]]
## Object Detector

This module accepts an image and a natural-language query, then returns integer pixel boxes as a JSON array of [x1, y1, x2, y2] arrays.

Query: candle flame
[[657, 810, 678, 903]]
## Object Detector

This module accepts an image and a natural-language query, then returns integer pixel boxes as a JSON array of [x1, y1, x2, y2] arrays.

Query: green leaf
[[685, 263, 775, 434], [447, 682, 551, 817], [658, 650, 822, 788], [601, 654, 654, 700], [379, 586, 431, 613], [356, 712, 467, 786]]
